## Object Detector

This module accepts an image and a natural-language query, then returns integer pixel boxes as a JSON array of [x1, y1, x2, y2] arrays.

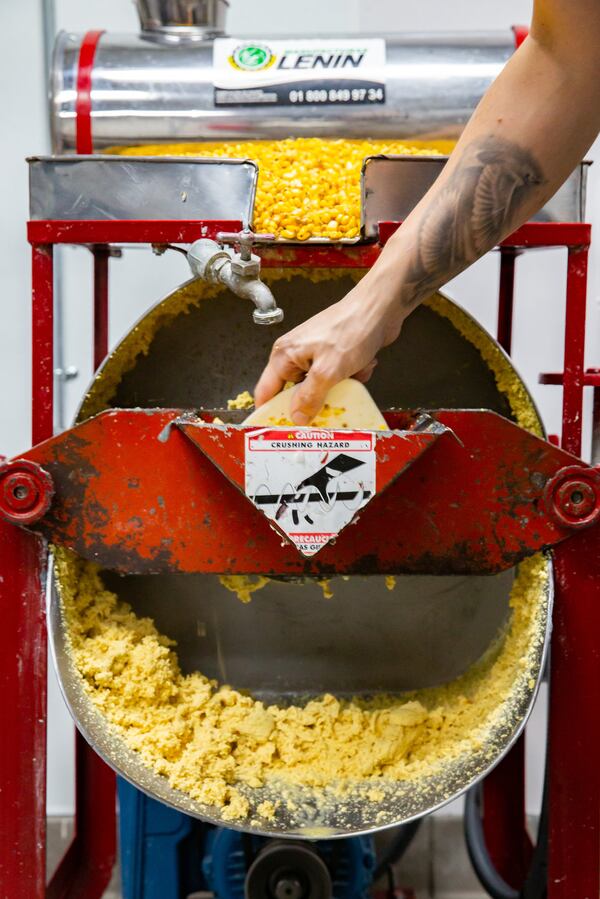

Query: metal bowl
[[48, 272, 551, 837]]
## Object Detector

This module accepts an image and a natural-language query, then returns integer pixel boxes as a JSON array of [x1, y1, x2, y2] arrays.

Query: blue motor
[[203, 827, 375, 899], [119, 778, 376, 899]]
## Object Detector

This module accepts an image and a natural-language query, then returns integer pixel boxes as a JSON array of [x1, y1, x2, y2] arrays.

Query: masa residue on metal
[[57, 271, 548, 827]]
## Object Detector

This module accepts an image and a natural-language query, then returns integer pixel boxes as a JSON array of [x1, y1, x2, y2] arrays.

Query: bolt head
[[0, 461, 54, 525], [544, 465, 600, 529]]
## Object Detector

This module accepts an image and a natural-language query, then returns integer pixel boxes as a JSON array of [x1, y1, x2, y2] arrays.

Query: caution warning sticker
[[245, 428, 376, 556]]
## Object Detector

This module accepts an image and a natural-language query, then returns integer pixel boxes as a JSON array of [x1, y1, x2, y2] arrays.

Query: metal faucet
[[187, 229, 284, 325]]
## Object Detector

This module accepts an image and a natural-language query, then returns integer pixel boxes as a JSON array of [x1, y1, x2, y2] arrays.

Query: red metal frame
[[0, 216, 596, 898], [6, 409, 597, 575], [93, 246, 110, 371], [497, 247, 520, 355], [512, 24, 529, 50]]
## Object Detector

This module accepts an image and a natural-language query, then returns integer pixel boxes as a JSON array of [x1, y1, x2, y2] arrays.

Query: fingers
[[352, 359, 378, 384], [254, 344, 305, 408], [290, 363, 338, 425]]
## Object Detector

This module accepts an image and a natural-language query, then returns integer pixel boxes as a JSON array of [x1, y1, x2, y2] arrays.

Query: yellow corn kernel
[[112, 137, 452, 240]]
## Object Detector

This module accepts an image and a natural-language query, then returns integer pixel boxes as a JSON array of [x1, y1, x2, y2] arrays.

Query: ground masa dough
[[57, 551, 547, 823], [59, 279, 547, 824]]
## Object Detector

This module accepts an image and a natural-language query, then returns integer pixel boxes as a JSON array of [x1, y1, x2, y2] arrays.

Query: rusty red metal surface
[[0, 458, 54, 524], [4, 408, 597, 576]]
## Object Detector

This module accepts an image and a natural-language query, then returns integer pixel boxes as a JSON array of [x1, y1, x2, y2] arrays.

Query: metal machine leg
[[0, 244, 55, 898], [481, 245, 533, 888], [548, 534, 600, 898], [93, 246, 110, 371], [48, 242, 117, 898], [0, 524, 48, 899], [482, 737, 533, 889], [547, 242, 599, 898], [560, 246, 588, 457], [496, 246, 520, 355]]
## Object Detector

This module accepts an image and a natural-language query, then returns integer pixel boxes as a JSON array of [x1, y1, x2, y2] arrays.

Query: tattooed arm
[[255, 0, 600, 425]]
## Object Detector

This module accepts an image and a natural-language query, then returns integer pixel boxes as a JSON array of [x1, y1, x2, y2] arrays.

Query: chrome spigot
[[187, 228, 284, 325]]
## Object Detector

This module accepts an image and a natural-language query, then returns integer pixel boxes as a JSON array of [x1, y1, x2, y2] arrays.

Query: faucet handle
[[217, 228, 275, 261]]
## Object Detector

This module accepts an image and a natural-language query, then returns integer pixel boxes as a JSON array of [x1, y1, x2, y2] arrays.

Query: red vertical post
[[0, 242, 56, 897], [47, 736, 117, 898], [482, 737, 533, 889], [93, 246, 109, 371], [591, 374, 600, 466], [548, 532, 600, 898], [90, 243, 116, 894], [32, 245, 54, 444], [496, 246, 519, 354], [76, 242, 116, 893], [482, 243, 532, 889], [48, 245, 116, 898], [547, 240, 598, 897], [561, 246, 588, 456], [0, 524, 47, 899]]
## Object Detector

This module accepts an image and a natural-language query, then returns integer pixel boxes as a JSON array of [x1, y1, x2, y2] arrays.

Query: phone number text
[[288, 87, 384, 104]]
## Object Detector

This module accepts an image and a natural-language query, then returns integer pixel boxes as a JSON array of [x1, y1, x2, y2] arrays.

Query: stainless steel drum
[[51, 30, 515, 150], [48, 271, 551, 837]]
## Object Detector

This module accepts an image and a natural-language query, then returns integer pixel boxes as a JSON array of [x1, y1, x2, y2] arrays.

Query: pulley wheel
[[246, 841, 332, 899]]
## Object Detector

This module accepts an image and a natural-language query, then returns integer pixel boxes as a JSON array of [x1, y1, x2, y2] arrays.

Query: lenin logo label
[[230, 43, 275, 72]]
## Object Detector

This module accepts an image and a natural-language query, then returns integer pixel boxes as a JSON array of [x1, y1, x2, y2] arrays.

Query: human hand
[[254, 278, 405, 424]]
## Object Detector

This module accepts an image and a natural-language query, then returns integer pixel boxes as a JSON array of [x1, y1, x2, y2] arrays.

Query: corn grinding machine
[[0, 2, 599, 898]]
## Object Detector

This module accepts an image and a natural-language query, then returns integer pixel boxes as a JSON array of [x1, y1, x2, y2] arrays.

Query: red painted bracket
[[178, 415, 444, 555], [540, 368, 600, 387], [1, 408, 598, 576]]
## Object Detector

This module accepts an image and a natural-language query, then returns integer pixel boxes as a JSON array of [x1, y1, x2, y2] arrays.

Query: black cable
[[373, 818, 422, 881], [464, 783, 519, 899], [464, 765, 548, 899], [520, 759, 548, 899]]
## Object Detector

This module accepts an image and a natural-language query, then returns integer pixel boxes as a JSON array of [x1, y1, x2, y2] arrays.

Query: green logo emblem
[[232, 44, 273, 71]]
